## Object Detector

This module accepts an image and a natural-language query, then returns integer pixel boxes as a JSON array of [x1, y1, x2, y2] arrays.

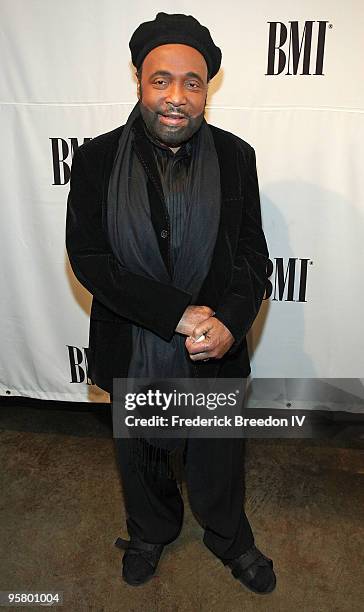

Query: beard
[[139, 100, 205, 148]]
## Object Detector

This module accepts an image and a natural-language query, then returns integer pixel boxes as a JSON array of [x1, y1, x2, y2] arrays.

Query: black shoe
[[221, 545, 276, 595], [115, 536, 164, 586]]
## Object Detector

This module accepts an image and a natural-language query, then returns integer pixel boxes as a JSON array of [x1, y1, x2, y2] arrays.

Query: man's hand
[[175, 305, 214, 336], [185, 316, 235, 361]]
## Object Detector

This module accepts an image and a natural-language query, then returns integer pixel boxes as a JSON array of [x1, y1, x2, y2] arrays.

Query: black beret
[[129, 12, 222, 79]]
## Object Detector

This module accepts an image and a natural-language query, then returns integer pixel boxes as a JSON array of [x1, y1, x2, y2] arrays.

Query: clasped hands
[[175, 305, 235, 362]]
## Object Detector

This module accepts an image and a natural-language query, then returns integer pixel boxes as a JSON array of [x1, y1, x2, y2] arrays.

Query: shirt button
[[160, 229, 168, 238]]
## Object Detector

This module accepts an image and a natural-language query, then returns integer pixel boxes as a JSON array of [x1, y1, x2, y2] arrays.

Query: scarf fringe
[[127, 437, 185, 494]]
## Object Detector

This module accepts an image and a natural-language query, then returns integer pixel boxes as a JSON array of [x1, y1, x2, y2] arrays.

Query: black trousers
[[113, 435, 254, 560]]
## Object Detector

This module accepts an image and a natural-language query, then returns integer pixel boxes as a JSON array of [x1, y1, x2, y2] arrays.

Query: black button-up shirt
[[143, 125, 194, 273]]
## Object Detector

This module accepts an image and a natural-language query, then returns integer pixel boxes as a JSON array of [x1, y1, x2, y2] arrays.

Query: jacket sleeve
[[213, 146, 269, 354], [65, 146, 192, 341]]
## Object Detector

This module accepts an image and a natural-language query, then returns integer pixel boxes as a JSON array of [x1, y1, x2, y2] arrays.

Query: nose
[[165, 81, 187, 108]]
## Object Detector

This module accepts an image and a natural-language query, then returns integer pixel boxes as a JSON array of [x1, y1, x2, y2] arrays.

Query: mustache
[[157, 108, 190, 119]]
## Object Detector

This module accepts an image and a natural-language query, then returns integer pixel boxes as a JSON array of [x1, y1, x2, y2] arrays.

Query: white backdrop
[[0, 0, 363, 409]]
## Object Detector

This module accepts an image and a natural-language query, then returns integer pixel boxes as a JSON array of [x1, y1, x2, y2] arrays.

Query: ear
[[136, 72, 142, 100]]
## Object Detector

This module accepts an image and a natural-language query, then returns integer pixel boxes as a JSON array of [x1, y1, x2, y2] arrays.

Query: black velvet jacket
[[65, 119, 269, 393]]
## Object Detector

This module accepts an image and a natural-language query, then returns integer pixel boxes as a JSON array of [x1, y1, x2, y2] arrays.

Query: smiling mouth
[[159, 114, 188, 126]]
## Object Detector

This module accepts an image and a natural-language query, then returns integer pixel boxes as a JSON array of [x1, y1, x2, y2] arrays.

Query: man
[[66, 13, 275, 595]]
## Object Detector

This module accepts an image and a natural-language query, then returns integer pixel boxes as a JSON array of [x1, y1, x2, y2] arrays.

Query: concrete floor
[[0, 399, 363, 612]]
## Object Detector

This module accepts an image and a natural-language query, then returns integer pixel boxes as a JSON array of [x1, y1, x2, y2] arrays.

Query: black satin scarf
[[107, 102, 221, 477]]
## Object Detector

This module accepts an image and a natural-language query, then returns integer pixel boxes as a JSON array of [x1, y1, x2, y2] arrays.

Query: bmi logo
[[67, 345, 93, 384], [266, 21, 331, 75], [50, 138, 92, 185], [265, 258, 310, 302]]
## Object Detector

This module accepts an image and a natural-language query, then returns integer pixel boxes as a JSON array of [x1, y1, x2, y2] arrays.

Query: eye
[[186, 81, 200, 89], [153, 78, 168, 87]]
